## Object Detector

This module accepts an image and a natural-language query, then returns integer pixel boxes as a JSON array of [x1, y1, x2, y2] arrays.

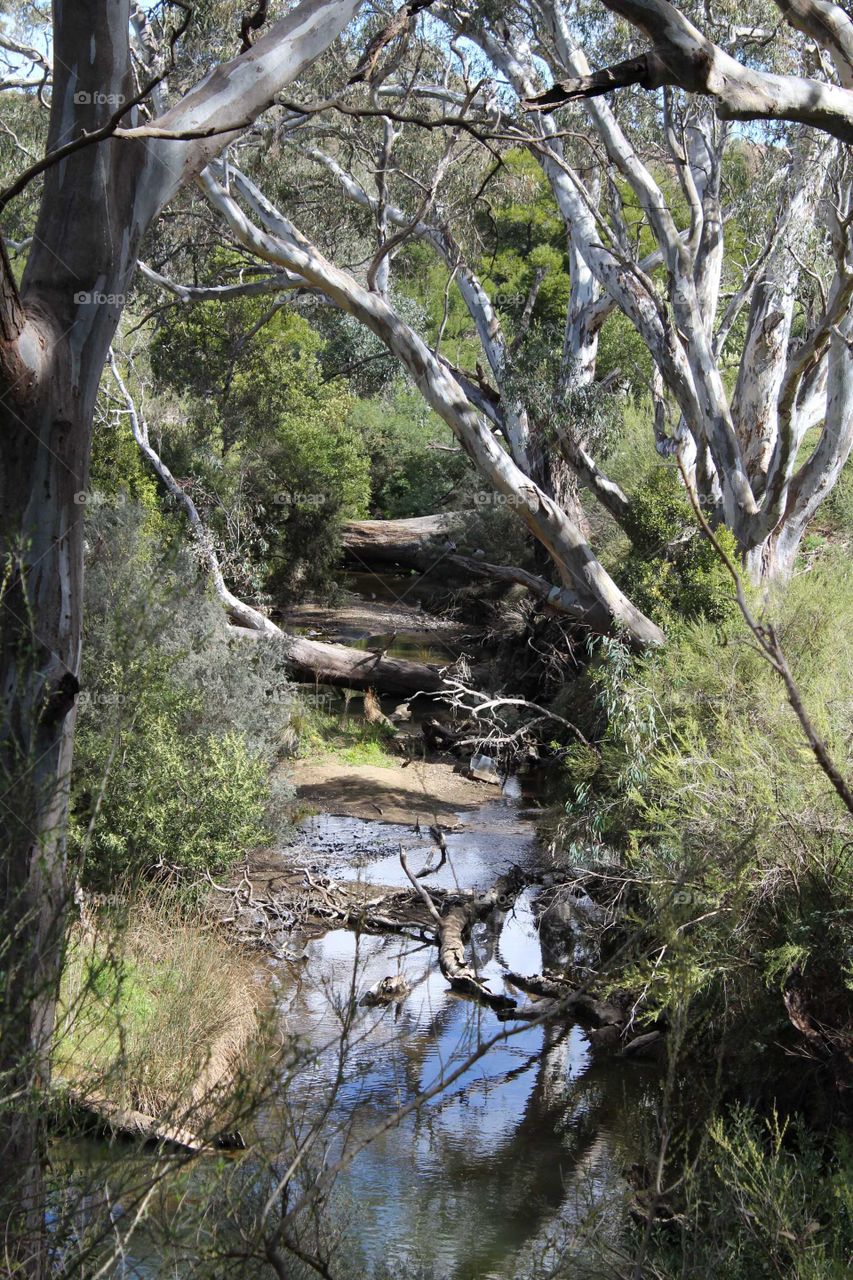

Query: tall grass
[[54, 888, 263, 1131]]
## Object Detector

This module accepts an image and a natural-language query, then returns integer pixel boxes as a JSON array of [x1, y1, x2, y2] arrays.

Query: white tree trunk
[[200, 165, 665, 647]]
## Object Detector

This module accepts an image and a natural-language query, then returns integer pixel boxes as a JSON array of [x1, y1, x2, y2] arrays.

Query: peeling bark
[[200, 165, 666, 648]]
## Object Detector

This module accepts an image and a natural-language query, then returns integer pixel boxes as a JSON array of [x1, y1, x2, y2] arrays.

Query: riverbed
[[56, 596, 661, 1279], [257, 746, 659, 1279]]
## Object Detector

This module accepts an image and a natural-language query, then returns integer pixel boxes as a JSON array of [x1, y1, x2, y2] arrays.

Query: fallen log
[[504, 971, 626, 1028], [229, 627, 448, 695], [342, 513, 464, 569], [113, 367, 451, 697], [61, 1086, 214, 1153], [342, 517, 595, 620], [401, 851, 522, 1011]]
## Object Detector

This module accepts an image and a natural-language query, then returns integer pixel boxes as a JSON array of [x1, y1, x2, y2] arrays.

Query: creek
[[263, 582, 660, 1278], [57, 583, 662, 1279], [271, 793, 659, 1279]]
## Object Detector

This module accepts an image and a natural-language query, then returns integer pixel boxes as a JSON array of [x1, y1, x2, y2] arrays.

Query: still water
[[264, 790, 659, 1279], [55, 770, 659, 1278]]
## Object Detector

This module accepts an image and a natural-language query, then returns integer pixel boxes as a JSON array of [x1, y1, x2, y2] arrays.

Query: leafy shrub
[[618, 465, 740, 626], [71, 501, 294, 886], [556, 554, 853, 1110], [75, 707, 268, 881], [150, 295, 370, 600], [646, 1108, 853, 1280], [349, 385, 467, 518]]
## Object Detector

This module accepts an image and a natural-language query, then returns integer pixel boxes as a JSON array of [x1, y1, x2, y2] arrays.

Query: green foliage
[[75, 709, 268, 882], [348, 384, 466, 518], [504, 323, 623, 462], [293, 698, 399, 769], [558, 554, 853, 1111], [618, 466, 740, 626], [71, 502, 295, 886], [150, 291, 370, 600], [647, 1109, 853, 1279], [476, 150, 570, 336], [89, 392, 162, 514], [595, 309, 654, 402]]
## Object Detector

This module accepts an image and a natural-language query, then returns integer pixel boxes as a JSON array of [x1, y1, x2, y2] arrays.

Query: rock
[[586, 1024, 622, 1049], [392, 701, 412, 722]]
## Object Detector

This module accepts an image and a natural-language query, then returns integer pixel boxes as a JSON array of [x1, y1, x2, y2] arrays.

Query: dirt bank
[[289, 757, 489, 824]]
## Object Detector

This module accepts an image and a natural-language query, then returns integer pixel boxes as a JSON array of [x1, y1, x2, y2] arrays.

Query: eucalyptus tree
[[447, 0, 853, 582], [563, 0, 853, 140], [0, 1, 366, 1268], [161, 0, 853, 629]]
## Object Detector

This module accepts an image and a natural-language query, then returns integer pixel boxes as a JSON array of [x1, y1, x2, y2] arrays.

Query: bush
[[646, 1108, 853, 1280], [150, 295, 370, 601], [75, 709, 268, 881], [71, 501, 294, 887], [556, 553, 853, 1102], [617, 465, 741, 626], [348, 384, 467, 518]]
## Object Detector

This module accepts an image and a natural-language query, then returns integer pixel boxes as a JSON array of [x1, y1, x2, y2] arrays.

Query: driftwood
[[359, 974, 411, 1006], [62, 1086, 215, 1154], [401, 851, 523, 1011], [342, 516, 595, 612], [505, 970, 626, 1027]]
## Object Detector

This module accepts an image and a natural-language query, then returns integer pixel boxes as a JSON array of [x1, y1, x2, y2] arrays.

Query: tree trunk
[[0, 2, 367, 1267], [203, 166, 666, 648], [0, 381, 90, 1272], [341, 514, 464, 568], [341, 517, 607, 613], [231, 626, 448, 695]]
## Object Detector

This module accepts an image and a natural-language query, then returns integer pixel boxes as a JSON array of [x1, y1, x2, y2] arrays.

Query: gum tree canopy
[[178, 0, 853, 620]]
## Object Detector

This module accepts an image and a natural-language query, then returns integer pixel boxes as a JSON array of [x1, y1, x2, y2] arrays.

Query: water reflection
[[274, 879, 655, 1279], [54, 789, 658, 1278]]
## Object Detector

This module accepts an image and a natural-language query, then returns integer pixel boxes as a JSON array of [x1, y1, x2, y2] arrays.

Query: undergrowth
[[54, 888, 264, 1129]]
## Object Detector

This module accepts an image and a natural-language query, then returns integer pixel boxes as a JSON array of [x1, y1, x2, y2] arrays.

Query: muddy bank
[[289, 756, 494, 825]]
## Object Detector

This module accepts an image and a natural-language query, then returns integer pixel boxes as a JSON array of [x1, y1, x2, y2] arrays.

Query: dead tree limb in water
[[400, 849, 520, 1010]]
